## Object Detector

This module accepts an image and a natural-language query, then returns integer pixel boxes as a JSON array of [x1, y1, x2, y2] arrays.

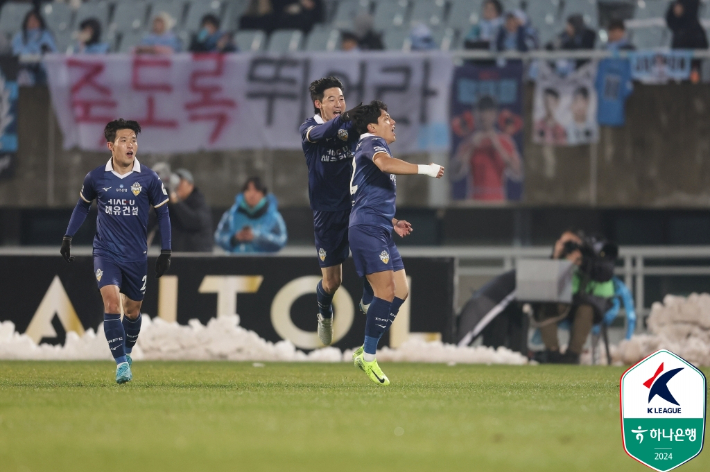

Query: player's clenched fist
[[60, 235, 74, 262], [417, 163, 445, 179], [155, 250, 171, 278]]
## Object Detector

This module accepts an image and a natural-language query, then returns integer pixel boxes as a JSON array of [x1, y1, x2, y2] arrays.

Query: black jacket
[[666, 0, 708, 49], [168, 187, 213, 252]]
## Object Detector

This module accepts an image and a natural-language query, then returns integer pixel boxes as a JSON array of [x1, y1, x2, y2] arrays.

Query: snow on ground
[[0, 314, 529, 364]]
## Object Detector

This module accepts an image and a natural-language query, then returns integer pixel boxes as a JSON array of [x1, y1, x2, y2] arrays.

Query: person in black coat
[[168, 169, 214, 252], [666, 0, 708, 50]]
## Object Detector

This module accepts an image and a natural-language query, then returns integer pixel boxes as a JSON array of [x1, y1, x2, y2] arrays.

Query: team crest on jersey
[[379, 250, 390, 264], [319, 248, 326, 261], [131, 182, 142, 196], [95, 269, 103, 282], [337, 129, 348, 141]]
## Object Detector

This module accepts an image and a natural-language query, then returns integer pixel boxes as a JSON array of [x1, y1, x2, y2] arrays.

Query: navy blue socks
[[103, 313, 127, 365], [364, 297, 392, 359], [316, 280, 334, 319], [361, 278, 374, 306], [384, 297, 405, 336], [122, 313, 142, 354]]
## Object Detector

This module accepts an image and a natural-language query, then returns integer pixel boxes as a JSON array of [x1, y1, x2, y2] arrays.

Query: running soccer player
[[348, 101, 444, 385], [60, 119, 172, 384], [298, 77, 363, 346]]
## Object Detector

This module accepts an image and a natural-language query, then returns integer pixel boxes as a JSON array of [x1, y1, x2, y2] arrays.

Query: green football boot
[[353, 352, 390, 386], [115, 362, 132, 384], [352, 346, 364, 367]]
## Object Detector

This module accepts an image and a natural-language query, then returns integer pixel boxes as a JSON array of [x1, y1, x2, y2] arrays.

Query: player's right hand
[[340, 103, 363, 122], [432, 163, 445, 179], [155, 250, 172, 278], [60, 236, 74, 263]]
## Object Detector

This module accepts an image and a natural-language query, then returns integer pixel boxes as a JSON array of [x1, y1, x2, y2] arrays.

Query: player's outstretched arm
[[303, 115, 347, 143], [373, 153, 445, 178], [154, 202, 172, 277]]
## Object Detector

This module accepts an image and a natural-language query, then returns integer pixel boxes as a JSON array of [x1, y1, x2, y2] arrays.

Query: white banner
[[44, 52, 453, 153]]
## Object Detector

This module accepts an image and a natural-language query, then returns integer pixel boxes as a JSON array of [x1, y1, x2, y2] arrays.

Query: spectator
[[12, 9, 56, 55], [340, 31, 360, 51], [136, 12, 181, 54], [549, 14, 596, 51], [352, 13, 384, 51], [189, 14, 237, 53], [410, 24, 436, 51], [605, 19, 634, 51], [464, 0, 504, 49], [71, 18, 110, 54], [239, 0, 278, 33], [277, 0, 325, 34], [665, 0, 708, 50], [496, 10, 535, 52], [215, 177, 287, 253], [168, 169, 214, 253]]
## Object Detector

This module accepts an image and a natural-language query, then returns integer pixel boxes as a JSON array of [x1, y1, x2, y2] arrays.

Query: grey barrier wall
[[1, 81, 710, 209], [0, 255, 456, 350]]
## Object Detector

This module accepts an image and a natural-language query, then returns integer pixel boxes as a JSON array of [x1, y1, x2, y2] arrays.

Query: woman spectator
[[12, 9, 56, 55], [189, 14, 237, 53], [215, 177, 288, 254], [71, 18, 110, 54], [136, 12, 181, 54], [464, 0, 504, 49]]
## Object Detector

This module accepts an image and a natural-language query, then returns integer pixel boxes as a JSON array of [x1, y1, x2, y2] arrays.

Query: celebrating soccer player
[[60, 119, 172, 384], [348, 101, 444, 385]]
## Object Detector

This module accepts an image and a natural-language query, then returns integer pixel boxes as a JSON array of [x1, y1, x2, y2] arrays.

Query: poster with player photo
[[533, 60, 599, 146], [449, 61, 525, 202], [0, 56, 19, 181]]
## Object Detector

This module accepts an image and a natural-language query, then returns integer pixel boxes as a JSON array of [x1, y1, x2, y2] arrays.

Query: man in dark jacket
[[168, 169, 213, 252], [666, 0, 708, 50]]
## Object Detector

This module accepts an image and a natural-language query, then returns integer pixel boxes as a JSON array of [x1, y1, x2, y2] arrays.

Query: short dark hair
[[544, 88, 560, 99], [574, 87, 589, 100], [79, 17, 102, 45], [104, 119, 141, 143], [350, 100, 388, 135], [309, 76, 344, 114], [608, 19, 625, 32], [484, 0, 503, 16], [242, 176, 267, 195], [477, 95, 497, 111], [201, 14, 220, 29]]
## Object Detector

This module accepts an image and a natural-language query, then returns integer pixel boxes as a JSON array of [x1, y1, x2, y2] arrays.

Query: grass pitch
[[0, 362, 707, 472]]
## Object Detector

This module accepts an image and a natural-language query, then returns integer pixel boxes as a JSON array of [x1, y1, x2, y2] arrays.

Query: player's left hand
[[340, 103, 363, 122], [155, 250, 171, 278], [394, 220, 413, 238], [60, 236, 74, 262]]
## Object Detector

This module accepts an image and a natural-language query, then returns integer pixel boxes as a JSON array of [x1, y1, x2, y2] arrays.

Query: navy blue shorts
[[348, 224, 404, 277], [93, 256, 148, 302], [313, 209, 350, 268]]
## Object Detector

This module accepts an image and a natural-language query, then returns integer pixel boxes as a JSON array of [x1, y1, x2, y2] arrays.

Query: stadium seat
[[630, 26, 670, 48], [74, 2, 111, 30], [117, 30, 144, 53], [446, 0, 484, 36], [109, 2, 149, 35], [235, 29, 266, 51], [0, 2, 34, 38], [562, 0, 598, 28], [373, 0, 410, 31], [304, 28, 340, 51], [633, 0, 669, 19], [41, 2, 73, 34], [267, 29, 303, 52], [409, 0, 447, 28], [148, 1, 187, 29], [185, 0, 225, 32], [526, 0, 562, 25], [332, 0, 371, 29], [221, 0, 249, 31], [432, 27, 456, 51], [53, 28, 73, 54], [383, 27, 410, 50]]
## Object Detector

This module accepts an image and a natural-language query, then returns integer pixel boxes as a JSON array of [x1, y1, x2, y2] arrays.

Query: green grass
[[0, 362, 707, 472]]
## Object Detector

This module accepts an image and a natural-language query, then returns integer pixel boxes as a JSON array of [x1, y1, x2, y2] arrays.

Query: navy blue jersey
[[349, 134, 396, 230], [80, 159, 169, 262], [299, 114, 358, 212]]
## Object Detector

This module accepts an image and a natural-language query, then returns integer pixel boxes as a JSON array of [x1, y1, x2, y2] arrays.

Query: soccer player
[[60, 119, 172, 384], [348, 101, 444, 385], [298, 77, 364, 345]]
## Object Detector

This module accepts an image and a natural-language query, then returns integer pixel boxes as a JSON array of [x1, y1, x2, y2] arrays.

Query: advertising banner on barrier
[[0, 255, 455, 350], [449, 60, 524, 202], [0, 56, 19, 181], [533, 60, 599, 146], [630, 51, 693, 84], [43, 52, 452, 154]]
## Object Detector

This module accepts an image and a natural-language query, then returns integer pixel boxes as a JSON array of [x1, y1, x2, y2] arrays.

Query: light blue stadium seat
[[41, 2, 73, 34], [109, 2, 149, 35], [235, 29, 266, 51], [305, 28, 341, 51], [185, 0, 225, 32], [409, 0, 447, 28], [634, 0, 669, 19], [433, 27, 456, 51], [373, 0, 410, 30], [447, 0, 484, 35], [75, 2, 111, 30], [148, 1, 187, 29], [332, 0, 371, 29], [630, 26, 670, 48], [118, 31, 144, 53], [0, 2, 34, 37], [383, 27, 409, 50], [222, 0, 249, 31], [267, 29, 303, 52], [53, 28, 74, 54], [526, 0, 562, 24]]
